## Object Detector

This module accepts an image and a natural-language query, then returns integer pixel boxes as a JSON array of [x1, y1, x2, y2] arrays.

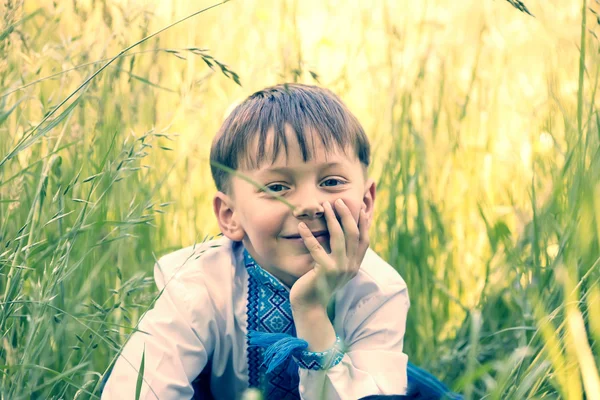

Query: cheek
[[245, 203, 285, 235], [336, 197, 361, 223]]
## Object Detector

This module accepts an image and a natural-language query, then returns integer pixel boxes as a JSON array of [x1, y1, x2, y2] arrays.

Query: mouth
[[283, 230, 328, 239]]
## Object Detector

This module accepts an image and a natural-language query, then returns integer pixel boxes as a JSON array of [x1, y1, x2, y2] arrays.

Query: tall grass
[[1, 0, 599, 398]]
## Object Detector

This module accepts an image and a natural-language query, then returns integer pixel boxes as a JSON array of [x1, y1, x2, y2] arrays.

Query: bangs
[[210, 84, 370, 194], [236, 102, 354, 171]]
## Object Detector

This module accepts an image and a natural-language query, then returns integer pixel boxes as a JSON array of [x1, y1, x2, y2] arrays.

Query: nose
[[292, 197, 325, 220]]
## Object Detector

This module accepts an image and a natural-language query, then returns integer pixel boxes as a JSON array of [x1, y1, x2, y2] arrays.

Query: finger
[[323, 201, 345, 262], [357, 207, 370, 260], [298, 222, 333, 270], [333, 199, 359, 263]]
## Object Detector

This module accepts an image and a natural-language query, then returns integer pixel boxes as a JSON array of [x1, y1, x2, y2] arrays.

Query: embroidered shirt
[[101, 236, 410, 399]]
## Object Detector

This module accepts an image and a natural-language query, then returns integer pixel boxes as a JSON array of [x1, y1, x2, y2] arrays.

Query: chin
[[294, 258, 316, 275]]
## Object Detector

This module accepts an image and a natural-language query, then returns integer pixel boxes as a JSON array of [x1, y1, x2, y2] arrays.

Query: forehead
[[240, 125, 358, 172]]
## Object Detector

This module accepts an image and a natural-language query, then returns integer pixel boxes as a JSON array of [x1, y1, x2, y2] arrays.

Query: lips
[[284, 230, 328, 239]]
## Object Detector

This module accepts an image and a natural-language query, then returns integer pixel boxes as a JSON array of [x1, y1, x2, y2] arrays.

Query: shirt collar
[[243, 247, 291, 293]]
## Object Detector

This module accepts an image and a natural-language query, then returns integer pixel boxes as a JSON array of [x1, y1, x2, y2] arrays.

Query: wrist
[[292, 305, 335, 352], [294, 336, 345, 370]]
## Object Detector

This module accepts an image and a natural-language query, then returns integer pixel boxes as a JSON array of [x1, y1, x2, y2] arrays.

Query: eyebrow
[[261, 162, 345, 174]]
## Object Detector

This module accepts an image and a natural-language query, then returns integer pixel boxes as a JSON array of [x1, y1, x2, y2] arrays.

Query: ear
[[362, 178, 376, 220], [213, 191, 245, 242]]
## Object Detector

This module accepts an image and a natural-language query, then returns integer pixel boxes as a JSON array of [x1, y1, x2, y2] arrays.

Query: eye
[[265, 183, 289, 193], [321, 178, 346, 187]]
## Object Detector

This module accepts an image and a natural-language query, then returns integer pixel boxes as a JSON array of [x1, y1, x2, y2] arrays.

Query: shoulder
[[150, 236, 246, 326], [153, 235, 239, 291], [349, 247, 408, 298], [335, 247, 409, 320]]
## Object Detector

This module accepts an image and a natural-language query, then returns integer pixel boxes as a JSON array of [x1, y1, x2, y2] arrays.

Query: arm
[[295, 287, 410, 400], [290, 200, 409, 398], [101, 259, 216, 400]]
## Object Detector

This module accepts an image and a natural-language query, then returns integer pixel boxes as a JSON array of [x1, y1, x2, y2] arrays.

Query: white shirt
[[102, 236, 410, 399]]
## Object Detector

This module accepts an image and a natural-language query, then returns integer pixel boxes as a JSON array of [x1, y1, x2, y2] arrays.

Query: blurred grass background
[[1, 0, 599, 398]]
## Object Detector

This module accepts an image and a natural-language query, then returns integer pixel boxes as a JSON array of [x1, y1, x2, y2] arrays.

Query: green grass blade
[[135, 346, 145, 400]]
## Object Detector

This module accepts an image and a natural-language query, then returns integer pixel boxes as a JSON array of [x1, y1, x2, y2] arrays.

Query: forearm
[[295, 288, 411, 400], [292, 305, 336, 352]]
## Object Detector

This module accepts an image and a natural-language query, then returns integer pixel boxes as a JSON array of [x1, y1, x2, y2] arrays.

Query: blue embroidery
[[295, 336, 345, 370], [244, 248, 300, 399], [246, 266, 261, 388]]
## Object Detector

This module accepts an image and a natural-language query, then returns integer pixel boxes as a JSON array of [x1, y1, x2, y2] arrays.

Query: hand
[[289, 199, 371, 312]]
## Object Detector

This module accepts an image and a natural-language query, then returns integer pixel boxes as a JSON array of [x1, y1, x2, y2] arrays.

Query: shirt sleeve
[[101, 258, 217, 400], [297, 286, 410, 400]]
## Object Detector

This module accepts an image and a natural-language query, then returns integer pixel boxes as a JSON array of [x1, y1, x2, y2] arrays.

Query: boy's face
[[214, 126, 376, 287]]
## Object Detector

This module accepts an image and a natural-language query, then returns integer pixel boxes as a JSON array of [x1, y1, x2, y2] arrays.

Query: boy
[[102, 84, 459, 399]]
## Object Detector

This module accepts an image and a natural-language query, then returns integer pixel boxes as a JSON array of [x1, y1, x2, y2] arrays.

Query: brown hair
[[209, 83, 370, 195]]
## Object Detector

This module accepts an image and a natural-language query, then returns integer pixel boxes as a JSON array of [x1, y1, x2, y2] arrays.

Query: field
[[1, 0, 599, 398]]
